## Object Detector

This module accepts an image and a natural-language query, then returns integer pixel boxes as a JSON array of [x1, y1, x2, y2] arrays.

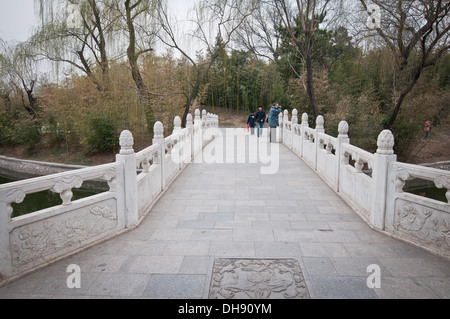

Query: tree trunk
[[125, 0, 155, 136], [388, 66, 422, 128], [90, 0, 110, 90], [305, 49, 319, 120]]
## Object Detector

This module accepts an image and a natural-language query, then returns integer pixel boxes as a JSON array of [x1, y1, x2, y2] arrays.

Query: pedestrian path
[[0, 132, 449, 299]]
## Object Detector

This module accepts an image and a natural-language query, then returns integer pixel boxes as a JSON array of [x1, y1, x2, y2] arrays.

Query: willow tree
[[359, 0, 450, 128], [32, 0, 118, 92], [33, 0, 160, 132], [0, 40, 40, 118], [154, 0, 257, 127]]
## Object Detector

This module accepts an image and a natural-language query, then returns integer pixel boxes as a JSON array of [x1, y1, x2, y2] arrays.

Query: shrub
[[84, 117, 117, 154], [12, 119, 41, 153]]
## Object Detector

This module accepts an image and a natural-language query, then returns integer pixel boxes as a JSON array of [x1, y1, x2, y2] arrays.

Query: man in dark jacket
[[247, 111, 256, 135], [254, 106, 266, 137]]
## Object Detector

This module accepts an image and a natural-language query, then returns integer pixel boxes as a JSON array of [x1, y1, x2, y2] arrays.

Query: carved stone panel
[[10, 199, 118, 267], [209, 259, 310, 299], [394, 199, 450, 255]]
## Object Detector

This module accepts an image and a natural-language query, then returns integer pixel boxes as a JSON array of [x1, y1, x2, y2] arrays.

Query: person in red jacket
[[424, 120, 431, 139]]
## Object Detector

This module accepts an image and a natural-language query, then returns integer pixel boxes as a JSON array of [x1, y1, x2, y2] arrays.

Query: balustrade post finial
[[173, 116, 182, 133], [194, 109, 201, 125], [119, 130, 134, 155], [153, 121, 164, 140], [316, 115, 325, 131], [377, 130, 395, 155], [338, 121, 349, 138], [301, 113, 309, 127], [292, 109, 298, 125], [186, 113, 193, 128]]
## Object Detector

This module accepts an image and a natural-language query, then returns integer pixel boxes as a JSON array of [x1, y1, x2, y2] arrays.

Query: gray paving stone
[[254, 242, 302, 258], [308, 276, 379, 299], [177, 220, 216, 229], [179, 257, 212, 275], [343, 243, 399, 257], [291, 221, 330, 230], [302, 258, 339, 277], [117, 240, 167, 256], [191, 229, 233, 241], [379, 257, 447, 277], [86, 273, 150, 297], [215, 220, 253, 229], [127, 256, 184, 274], [163, 241, 211, 256], [374, 277, 441, 299], [150, 229, 194, 241], [143, 275, 207, 298], [330, 257, 393, 277], [233, 229, 275, 242], [300, 243, 350, 258], [209, 241, 255, 257], [273, 230, 317, 242], [313, 230, 361, 243]]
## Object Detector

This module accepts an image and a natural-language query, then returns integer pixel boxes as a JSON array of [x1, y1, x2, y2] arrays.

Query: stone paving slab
[[0, 131, 449, 299]]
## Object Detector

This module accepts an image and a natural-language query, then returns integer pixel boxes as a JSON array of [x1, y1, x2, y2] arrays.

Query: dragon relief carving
[[10, 204, 118, 267]]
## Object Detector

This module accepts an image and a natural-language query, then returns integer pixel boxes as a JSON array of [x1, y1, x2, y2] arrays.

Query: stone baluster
[[173, 116, 182, 169], [186, 113, 194, 161], [153, 122, 166, 190], [291, 109, 298, 151], [370, 130, 397, 230], [314, 116, 325, 170], [300, 113, 309, 157], [202, 110, 207, 128], [116, 130, 138, 228], [278, 112, 283, 143], [336, 121, 350, 191], [193, 109, 202, 158]]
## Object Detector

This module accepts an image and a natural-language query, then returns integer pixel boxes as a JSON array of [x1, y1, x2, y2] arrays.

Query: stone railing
[[0, 109, 219, 285], [279, 110, 450, 259]]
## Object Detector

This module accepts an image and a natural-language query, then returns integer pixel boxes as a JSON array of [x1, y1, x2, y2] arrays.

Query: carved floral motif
[[395, 202, 432, 231], [209, 259, 310, 299], [395, 200, 450, 251], [10, 204, 118, 267]]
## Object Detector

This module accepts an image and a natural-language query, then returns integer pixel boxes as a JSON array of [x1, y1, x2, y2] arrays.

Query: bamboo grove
[[0, 0, 449, 162]]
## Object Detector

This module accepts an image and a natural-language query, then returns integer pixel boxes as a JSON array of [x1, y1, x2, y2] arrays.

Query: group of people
[[247, 103, 282, 141]]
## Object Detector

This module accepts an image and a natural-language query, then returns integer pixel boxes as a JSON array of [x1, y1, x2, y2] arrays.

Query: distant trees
[[359, 0, 450, 128], [0, 0, 449, 160], [154, 0, 257, 127]]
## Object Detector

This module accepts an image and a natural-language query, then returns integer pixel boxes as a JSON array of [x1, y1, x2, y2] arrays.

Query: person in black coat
[[247, 111, 256, 135], [254, 106, 266, 137]]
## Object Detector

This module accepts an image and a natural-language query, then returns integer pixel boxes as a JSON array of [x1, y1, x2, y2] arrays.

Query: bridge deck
[[1, 132, 449, 299]]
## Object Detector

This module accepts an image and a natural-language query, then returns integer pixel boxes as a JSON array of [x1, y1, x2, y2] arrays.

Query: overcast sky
[[0, 0, 195, 42], [0, 0, 38, 42]]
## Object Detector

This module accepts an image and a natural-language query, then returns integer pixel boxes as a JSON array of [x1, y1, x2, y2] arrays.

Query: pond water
[[0, 175, 99, 219], [405, 186, 447, 203]]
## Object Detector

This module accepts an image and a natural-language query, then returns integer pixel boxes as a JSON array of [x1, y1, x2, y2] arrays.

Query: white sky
[[0, 0, 196, 42], [0, 0, 39, 42]]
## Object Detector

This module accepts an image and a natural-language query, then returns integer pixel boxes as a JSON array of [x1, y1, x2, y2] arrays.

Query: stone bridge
[[0, 109, 449, 299]]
